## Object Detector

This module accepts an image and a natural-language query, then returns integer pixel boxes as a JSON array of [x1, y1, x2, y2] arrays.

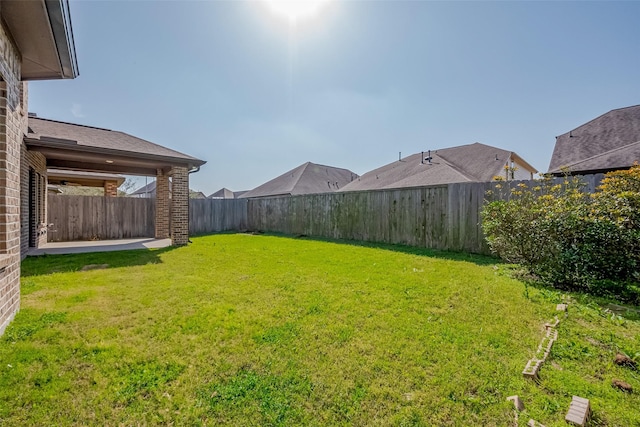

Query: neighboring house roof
[[208, 188, 235, 199], [239, 162, 359, 199], [25, 116, 205, 175], [130, 181, 157, 196], [131, 181, 206, 198], [340, 142, 537, 192], [47, 168, 125, 188], [549, 105, 640, 174]]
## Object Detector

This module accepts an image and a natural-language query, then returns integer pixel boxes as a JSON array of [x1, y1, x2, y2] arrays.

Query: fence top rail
[[243, 174, 604, 201]]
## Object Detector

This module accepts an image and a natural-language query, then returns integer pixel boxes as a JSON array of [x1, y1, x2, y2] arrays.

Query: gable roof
[[208, 188, 235, 199], [340, 143, 537, 192], [238, 162, 358, 199], [549, 105, 640, 174], [25, 117, 205, 175], [130, 181, 157, 196]]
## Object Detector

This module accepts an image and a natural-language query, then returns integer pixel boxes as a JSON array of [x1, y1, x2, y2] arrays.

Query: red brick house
[[24, 115, 205, 251], [0, 1, 205, 336], [0, 0, 78, 335]]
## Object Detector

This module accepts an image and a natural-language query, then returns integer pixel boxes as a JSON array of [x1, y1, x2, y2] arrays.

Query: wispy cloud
[[71, 103, 85, 118]]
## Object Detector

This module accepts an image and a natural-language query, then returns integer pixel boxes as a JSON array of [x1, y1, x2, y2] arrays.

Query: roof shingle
[[549, 105, 640, 174], [27, 117, 205, 166], [239, 162, 358, 199], [340, 143, 536, 192]]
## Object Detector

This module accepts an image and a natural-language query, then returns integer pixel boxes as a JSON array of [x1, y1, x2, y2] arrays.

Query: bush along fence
[[482, 169, 640, 301], [47, 174, 605, 255]]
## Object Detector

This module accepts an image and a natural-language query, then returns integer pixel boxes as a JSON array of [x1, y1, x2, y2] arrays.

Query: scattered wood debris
[[565, 396, 590, 426], [612, 379, 633, 393], [614, 353, 636, 369]]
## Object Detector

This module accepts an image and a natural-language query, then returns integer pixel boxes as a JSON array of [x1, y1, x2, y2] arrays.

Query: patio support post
[[104, 180, 118, 197], [170, 166, 189, 246], [155, 169, 170, 239]]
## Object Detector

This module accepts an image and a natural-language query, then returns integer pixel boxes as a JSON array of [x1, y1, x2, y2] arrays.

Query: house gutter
[[45, 0, 79, 79]]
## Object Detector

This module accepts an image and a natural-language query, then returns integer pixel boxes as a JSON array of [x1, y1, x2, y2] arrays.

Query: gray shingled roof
[[238, 162, 358, 199], [549, 105, 640, 174], [130, 181, 157, 196], [208, 188, 235, 199], [340, 143, 536, 192], [27, 117, 205, 166]]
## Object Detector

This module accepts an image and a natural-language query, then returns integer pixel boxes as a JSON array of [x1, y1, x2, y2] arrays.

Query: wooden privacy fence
[[247, 182, 494, 254], [48, 174, 605, 253], [47, 197, 248, 242], [245, 174, 604, 254], [189, 199, 248, 235], [47, 195, 155, 242]]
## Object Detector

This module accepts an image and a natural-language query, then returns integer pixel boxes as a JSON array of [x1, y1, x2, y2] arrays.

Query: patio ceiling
[[27, 141, 192, 176], [47, 169, 125, 188]]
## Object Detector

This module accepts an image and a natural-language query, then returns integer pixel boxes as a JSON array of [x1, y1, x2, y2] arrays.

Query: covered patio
[[22, 116, 205, 255], [46, 168, 125, 196], [27, 237, 172, 256]]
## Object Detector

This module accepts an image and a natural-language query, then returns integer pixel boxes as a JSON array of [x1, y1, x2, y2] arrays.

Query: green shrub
[[482, 166, 640, 301]]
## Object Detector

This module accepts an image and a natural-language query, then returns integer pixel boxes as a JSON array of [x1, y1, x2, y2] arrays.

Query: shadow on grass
[[21, 246, 178, 277], [238, 231, 500, 267]]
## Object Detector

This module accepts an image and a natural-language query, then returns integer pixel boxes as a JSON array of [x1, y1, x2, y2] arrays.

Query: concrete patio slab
[[27, 238, 172, 256]]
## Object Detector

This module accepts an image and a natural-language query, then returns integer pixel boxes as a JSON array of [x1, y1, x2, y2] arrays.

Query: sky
[[29, 0, 640, 195]]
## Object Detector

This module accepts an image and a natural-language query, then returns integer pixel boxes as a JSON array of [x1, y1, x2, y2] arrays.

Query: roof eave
[[509, 152, 538, 174], [2, 0, 79, 80], [43, 0, 79, 79], [548, 167, 620, 177], [24, 137, 207, 169]]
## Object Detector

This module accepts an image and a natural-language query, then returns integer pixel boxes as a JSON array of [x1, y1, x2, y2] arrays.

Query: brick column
[[170, 166, 189, 246], [104, 180, 118, 197], [155, 170, 170, 239]]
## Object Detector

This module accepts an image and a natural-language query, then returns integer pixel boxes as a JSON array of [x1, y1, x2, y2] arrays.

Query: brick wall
[[0, 22, 26, 335], [170, 166, 189, 245], [155, 170, 170, 239], [104, 180, 118, 197], [21, 148, 47, 255]]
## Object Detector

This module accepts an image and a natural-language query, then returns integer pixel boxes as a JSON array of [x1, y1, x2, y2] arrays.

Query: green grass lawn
[[2, 234, 639, 426]]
